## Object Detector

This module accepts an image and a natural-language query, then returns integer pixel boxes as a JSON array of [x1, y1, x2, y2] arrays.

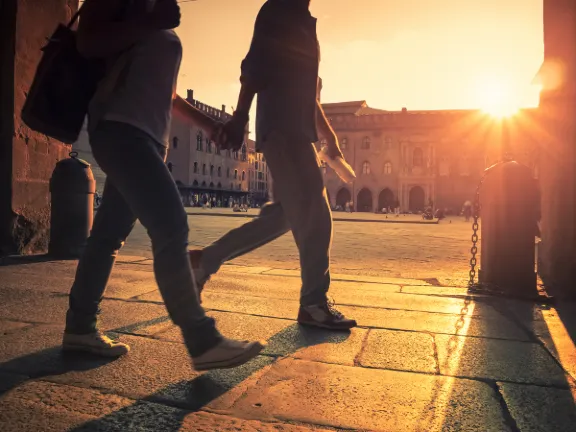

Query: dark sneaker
[[297, 300, 357, 330], [189, 249, 210, 303], [192, 338, 265, 371]]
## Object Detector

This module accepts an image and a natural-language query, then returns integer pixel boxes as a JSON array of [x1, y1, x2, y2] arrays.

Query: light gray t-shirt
[[89, 29, 182, 147]]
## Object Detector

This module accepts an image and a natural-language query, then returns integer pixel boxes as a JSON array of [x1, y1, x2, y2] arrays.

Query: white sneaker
[[192, 338, 265, 371], [62, 331, 130, 357]]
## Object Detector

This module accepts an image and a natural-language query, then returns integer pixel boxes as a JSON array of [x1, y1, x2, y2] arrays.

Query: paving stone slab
[[262, 268, 431, 286], [0, 263, 160, 299], [0, 325, 116, 379], [526, 306, 576, 382], [232, 358, 511, 432], [1, 380, 325, 431], [148, 311, 367, 366], [0, 320, 29, 335], [435, 334, 569, 386], [137, 273, 401, 308], [221, 264, 274, 274], [401, 285, 473, 296], [43, 333, 275, 412], [0, 286, 167, 330], [358, 329, 437, 373], [136, 292, 529, 342], [337, 304, 530, 341], [498, 382, 576, 432]]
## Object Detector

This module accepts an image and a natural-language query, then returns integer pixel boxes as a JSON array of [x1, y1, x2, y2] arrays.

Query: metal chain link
[[468, 174, 484, 288]]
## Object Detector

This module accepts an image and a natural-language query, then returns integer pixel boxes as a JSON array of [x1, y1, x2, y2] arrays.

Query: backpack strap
[[66, 2, 85, 29]]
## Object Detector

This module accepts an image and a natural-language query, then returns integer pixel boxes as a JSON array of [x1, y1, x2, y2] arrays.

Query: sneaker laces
[[326, 298, 344, 318], [93, 331, 115, 345]]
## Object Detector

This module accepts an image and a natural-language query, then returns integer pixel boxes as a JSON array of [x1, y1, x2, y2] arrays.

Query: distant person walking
[[189, 0, 356, 330], [63, 0, 263, 370], [463, 200, 473, 222]]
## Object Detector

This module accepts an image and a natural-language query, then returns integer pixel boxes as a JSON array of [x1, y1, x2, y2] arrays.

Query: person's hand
[[211, 122, 227, 144], [218, 111, 249, 151], [325, 134, 343, 160], [147, 0, 181, 30]]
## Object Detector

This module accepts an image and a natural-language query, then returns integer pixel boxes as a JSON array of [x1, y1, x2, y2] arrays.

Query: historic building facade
[[168, 90, 269, 207], [320, 101, 540, 213]]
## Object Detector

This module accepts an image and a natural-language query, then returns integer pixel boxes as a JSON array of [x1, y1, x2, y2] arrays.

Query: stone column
[[538, 0, 576, 296], [0, 0, 76, 255]]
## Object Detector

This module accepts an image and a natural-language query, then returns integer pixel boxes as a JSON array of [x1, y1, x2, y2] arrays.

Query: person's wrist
[[233, 110, 249, 123]]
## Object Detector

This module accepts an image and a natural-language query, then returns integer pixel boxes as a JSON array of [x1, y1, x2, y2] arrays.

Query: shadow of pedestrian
[[1, 321, 350, 431], [0, 254, 72, 267], [0, 347, 118, 397]]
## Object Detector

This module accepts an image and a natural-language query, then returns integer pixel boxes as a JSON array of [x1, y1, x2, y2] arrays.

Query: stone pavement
[[184, 207, 439, 225], [124, 215, 476, 287], [1, 256, 575, 431]]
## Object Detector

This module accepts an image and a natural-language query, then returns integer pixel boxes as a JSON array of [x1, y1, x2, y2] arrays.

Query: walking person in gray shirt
[[62, 0, 264, 371], [190, 0, 356, 330]]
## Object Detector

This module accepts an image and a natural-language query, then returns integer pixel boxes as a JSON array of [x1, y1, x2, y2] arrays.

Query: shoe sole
[[62, 344, 129, 358], [193, 342, 265, 371], [297, 320, 358, 331]]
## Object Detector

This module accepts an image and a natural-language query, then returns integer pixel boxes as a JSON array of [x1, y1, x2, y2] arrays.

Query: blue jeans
[[201, 131, 332, 306], [65, 121, 221, 356]]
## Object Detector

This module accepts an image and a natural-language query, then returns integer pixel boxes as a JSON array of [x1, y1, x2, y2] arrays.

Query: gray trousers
[[201, 131, 333, 306], [65, 121, 220, 356]]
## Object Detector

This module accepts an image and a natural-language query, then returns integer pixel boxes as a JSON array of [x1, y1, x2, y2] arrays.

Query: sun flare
[[475, 77, 520, 118]]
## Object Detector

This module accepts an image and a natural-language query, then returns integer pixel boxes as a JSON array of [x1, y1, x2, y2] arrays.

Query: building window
[[217, 166, 222, 177], [216, 146, 221, 155], [202, 164, 207, 175], [234, 169, 238, 179], [196, 131, 203, 151], [167, 162, 173, 172], [233, 151, 238, 160], [341, 137, 348, 150], [361, 136, 371, 150], [172, 137, 179, 149], [383, 162, 392, 175], [241, 144, 247, 161], [210, 165, 214, 175], [362, 161, 371, 175], [242, 171, 246, 181], [207, 140, 212, 154], [413, 147, 423, 167], [226, 168, 230, 178], [193, 162, 198, 174]]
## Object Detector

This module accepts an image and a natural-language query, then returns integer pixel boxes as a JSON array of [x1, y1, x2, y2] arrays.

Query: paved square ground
[[123, 215, 479, 286]]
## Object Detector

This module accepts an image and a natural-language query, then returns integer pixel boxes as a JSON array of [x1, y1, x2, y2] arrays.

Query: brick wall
[[0, 0, 76, 255]]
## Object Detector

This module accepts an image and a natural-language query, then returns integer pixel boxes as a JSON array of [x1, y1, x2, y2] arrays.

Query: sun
[[474, 77, 520, 118]]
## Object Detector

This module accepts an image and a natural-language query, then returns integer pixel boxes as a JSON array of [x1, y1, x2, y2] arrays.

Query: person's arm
[[316, 99, 343, 159], [77, 0, 179, 59], [236, 2, 283, 116]]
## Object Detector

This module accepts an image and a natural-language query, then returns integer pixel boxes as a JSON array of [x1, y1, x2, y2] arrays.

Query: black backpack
[[21, 1, 130, 144]]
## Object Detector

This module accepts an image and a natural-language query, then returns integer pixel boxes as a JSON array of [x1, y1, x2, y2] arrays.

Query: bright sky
[[175, 0, 544, 114]]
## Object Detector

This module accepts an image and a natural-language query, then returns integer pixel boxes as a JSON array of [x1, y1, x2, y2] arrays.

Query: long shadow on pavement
[[0, 320, 350, 431], [415, 294, 576, 431]]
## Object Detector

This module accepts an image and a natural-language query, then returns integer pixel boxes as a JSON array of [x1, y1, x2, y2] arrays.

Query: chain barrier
[[467, 174, 484, 288], [467, 163, 506, 295]]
